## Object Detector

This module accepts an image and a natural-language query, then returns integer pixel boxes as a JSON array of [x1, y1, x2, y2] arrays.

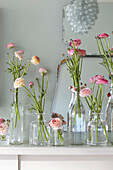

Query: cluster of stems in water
[[7, 48, 31, 128], [37, 114, 50, 142], [96, 36, 113, 83], [64, 40, 83, 118]]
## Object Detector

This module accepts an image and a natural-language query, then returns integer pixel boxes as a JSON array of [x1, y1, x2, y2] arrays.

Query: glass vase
[[29, 113, 50, 146], [0, 121, 10, 145], [87, 113, 108, 146], [51, 127, 64, 146], [105, 83, 113, 144], [9, 91, 24, 145], [67, 89, 86, 145]]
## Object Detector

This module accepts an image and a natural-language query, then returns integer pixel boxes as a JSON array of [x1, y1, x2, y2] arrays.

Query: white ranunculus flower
[[15, 52, 23, 60], [14, 77, 25, 89]]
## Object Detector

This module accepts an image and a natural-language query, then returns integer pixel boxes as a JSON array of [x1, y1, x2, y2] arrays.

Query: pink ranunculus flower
[[39, 68, 48, 75], [78, 49, 86, 56], [49, 118, 62, 130], [6, 43, 15, 48], [17, 50, 24, 54], [30, 56, 40, 65], [96, 78, 109, 85], [88, 77, 95, 83], [0, 118, 5, 124], [69, 39, 81, 48], [111, 48, 113, 55], [0, 123, 8, 136], [88, 75, 104, 83], [67, 49, 74, 56], [14, 77, 25, 89], [28, 81, 34, 88], [94, 75, 104, 81], [15, 52, 23, 60], [98, 33, 109, 38], [80, 88, 92, 97]]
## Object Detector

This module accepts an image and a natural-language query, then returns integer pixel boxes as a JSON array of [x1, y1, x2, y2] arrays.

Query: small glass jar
[[29, 113, 50, 146], [87, 113, 108, 146], [51, 127, 64, 146], [0, 121, 10, 145]]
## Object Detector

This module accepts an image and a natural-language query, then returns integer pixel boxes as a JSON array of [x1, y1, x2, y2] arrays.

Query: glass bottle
[[87, 113, 108, 146], [105, 83, 113, 144], [9, 91, 24, 145], [67, 89, 86, 145], [51, 126, 64, 146], [29, 113, 50, 146]]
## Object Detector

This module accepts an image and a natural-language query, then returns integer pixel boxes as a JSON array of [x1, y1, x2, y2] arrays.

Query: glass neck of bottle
[[13, 90, 19, 104], [37, 113, 44, 121], [110, 83, 113, 95]]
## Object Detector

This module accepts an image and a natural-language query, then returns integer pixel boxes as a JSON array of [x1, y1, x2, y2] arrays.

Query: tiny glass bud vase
[[0, 120, 10, 145], [87, 112, 108, 146], [51, 127, 64, 146], [29, 113, 50, 146]]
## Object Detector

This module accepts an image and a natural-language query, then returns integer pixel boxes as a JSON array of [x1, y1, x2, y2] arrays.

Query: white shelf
[[0, 144, 113, 156]]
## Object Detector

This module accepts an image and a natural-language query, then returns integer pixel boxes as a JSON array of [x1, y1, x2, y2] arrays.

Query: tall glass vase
[[105, 83, 113, 144], [67, 89, 86, 145], [9, 91, 24, 145], [29, 113, 50, 146]]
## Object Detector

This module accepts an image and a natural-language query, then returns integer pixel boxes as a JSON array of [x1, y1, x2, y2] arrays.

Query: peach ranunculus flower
[[80, 88, 92, 97], [15, 52, 23, 60], [69, 39, 81, 48], [14, 77, 25, 89], [0, 123, 8, 136], [97, 33, 109, 38], [49, 118, 62, 130], [30, 56, 40, 65], [67, 49, 74, 56], [39, 68, 48, 75], [6, 43, 15, 48]]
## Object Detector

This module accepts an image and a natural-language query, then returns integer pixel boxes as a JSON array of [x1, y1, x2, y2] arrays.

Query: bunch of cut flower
[[6, 43, 34, 128], [63, 39, 86, 117], [49, 113, 66, 145], [12, 67, 50, 142], [80, 75, 109, 142], [95, 33, 113, 83]]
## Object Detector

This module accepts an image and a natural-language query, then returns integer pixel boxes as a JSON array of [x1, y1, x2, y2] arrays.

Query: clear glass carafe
[[9, 91, 24, 145], [105, 83, 113, 144], [67, 89, 86, 145]]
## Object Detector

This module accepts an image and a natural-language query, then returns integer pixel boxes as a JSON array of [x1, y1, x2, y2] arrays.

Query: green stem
[[96, 121, 98, 143]]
